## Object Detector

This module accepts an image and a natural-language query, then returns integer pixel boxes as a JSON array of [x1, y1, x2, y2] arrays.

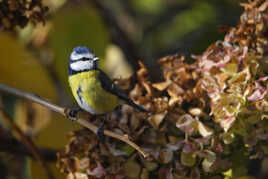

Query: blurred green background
[[0, 0, 242, 178]]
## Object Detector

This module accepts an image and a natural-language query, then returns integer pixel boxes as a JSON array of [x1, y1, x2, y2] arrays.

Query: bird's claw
[[68, 108, 81, 119]]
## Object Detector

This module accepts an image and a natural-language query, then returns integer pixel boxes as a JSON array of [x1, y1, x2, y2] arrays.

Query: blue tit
[[68, 46, 147, 116]]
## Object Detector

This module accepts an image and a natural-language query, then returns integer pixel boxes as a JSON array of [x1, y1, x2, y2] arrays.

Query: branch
[[0, 108, 54, 179], [0, 83, 149, 158]]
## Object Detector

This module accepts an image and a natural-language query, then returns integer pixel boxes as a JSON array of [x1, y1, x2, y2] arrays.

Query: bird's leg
[[114, 105, 122, 117], [68, 108, 81, 119], [97, 116, 106, 140]]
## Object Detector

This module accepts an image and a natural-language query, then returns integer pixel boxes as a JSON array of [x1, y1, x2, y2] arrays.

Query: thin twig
[[0, 108, 54, 179], [0, 83, 149, 158]]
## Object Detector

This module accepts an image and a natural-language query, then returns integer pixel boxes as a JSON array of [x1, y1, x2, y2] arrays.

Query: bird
[[68, 46, 147, 137]]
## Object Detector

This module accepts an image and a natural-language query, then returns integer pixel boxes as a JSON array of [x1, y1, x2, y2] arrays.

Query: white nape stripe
[[70, 51, 94, 60], [70, 60, 93, 71]]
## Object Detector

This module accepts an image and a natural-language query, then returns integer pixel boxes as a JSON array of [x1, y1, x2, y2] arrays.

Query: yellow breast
[[68, 71, 119, 114]]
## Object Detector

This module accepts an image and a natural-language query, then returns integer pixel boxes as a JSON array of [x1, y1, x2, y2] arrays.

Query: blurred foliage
[[130, 0, 166, 14], [0, 0, 48, 30], [0, 34, 57, 100], [1, 0, 267, 179], [145, 1, 215, 53]]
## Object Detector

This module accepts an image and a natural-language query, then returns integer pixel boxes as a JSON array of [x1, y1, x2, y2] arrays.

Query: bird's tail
[[125, 98, 149, 112]]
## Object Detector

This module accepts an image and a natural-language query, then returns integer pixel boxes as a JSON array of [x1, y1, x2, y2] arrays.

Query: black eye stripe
[[80, 57, 90, 61]]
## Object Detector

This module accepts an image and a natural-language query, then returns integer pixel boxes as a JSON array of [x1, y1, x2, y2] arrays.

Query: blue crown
[[73, 46, 92, 54]]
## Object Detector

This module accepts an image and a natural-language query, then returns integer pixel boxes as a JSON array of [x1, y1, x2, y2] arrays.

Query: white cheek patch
[[70, 61, 93, 71], [70, 51, 94, 61]]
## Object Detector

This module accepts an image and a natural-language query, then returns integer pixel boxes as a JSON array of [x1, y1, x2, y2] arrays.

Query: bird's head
[[68, 46, 99, 75]]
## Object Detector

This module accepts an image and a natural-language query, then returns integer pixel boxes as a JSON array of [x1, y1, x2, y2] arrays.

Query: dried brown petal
[[141, 168, 149, 179], [176, 114, 198, 136], [148, 112, 167, 129], [198, 121, 213, 137], [152, 81, 170, 91], [123, 161, 141, 178], [220, 117, 236, 132], [143, 161, 158, 171], [67, 172, 88, 179], [189, 108, 203, 116], [87, 162, 106, 178], [159, 148, 174, 164], [181, 152, 196, 167], [158, 167, 173, 179]]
